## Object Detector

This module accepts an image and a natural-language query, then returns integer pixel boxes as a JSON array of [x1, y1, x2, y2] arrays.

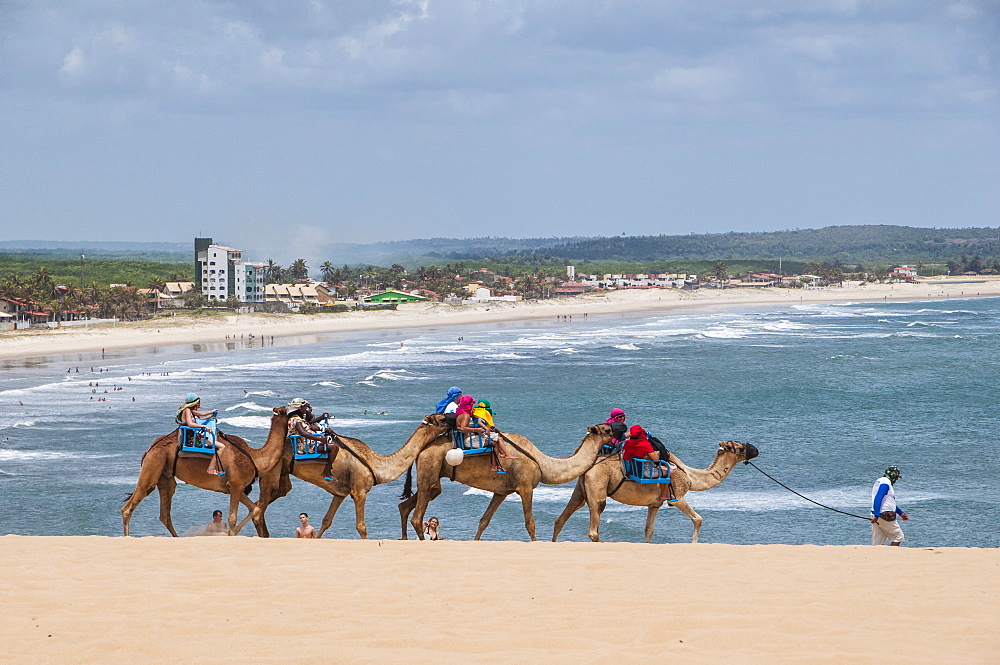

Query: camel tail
[[122, 491, 134, 504], [399, 464, 414, 500]]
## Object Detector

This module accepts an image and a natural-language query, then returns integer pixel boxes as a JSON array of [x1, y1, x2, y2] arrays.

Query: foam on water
[[225, 402, 273, 412], [0, 450, 115, 461], [218, 416, 272, 429]]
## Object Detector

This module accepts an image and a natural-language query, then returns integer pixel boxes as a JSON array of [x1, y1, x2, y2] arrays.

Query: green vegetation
[[0, 253, 191, 288]]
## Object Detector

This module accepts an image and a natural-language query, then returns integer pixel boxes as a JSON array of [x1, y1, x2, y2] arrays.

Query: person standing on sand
[[871, 466, 909, 546], [296, 513, 317, 538], [204, 510, 227, 535]]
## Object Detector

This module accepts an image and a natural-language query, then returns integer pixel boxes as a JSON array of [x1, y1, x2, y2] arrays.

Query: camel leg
[[226, 488, 244, 536], [410, 484, 442, 541], [669, 496, 703, 543], [351, 490, 370, 539], [587, 492, 601, 543], [551, 479, 587, 542], [156, 476, 180, 537], [234, 493, 261, 536], [397, 494, 419, 540], [121, 478, 160, 537], [474, 493, 508, 541], [519, 490, 537, 541], [318, 494, 349, 538], [643, 506, 661, 543]]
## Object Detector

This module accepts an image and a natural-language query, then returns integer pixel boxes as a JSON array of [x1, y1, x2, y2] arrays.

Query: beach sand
[[1, 536, 996, 664], [2, 276, 999, 361]]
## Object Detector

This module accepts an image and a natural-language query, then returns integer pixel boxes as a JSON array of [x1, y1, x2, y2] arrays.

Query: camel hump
[[178, 416, 218, 456]]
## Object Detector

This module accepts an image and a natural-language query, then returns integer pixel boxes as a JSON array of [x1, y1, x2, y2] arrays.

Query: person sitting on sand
[[623, 425, 676, 503], [423, 516, 443, 540], [176, 393, 224, 475], [204, 510, 227, 535], [295, 513, 317, 538], [286, 398, 340, 482]]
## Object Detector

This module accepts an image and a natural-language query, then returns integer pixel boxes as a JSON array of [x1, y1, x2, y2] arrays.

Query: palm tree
[[320, 261, 336, 283], [713, 262, 728, 288], [265, 259, 281, 284], [290, 258, 308, 281]]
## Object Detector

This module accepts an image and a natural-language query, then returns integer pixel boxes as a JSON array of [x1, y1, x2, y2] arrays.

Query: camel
[[254, 413, 453, 539], [551, 440, 759, 543], [121, 407, 290, 537], [398, 423, 615, 541]]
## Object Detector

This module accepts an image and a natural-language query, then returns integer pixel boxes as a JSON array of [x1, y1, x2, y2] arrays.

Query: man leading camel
[[870, 465, 909, 546]]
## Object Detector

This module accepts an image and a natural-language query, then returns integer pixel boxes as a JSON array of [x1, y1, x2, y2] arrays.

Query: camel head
[[719, 440, 759, 463], [587, 423, 614, 438], [273, 406, 288, 416], [421, 413, 449, 428]]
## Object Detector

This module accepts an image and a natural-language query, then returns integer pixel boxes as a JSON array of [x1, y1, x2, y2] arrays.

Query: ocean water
[[1, 297, 997, 547]]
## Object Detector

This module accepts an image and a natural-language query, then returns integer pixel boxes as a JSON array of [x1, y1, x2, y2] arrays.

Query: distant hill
[[453, 226, 1000, 264], [6, 226, 999, 269], [0, 240, 189, 263], [314, 236, 583, 266]]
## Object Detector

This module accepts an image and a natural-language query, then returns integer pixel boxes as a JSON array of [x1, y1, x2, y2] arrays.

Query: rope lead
[[745, 461, 869, 521]]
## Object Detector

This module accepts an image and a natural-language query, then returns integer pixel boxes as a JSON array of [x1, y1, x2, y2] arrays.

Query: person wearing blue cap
[[175, 393, 224, 475], [434, 387, 462, 415]]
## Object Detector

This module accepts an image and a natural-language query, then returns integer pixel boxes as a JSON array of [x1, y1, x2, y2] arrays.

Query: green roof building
[[363, 291, 427, 304]]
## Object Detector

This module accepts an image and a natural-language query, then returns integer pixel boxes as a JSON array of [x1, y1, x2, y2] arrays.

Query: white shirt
[[871, 476, 897, 515], [444, 401, 458, 414]]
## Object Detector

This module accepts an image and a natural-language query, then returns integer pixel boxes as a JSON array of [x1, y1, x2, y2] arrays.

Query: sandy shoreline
[[1, 537, 996, 664], [2, 277, 998, 362]]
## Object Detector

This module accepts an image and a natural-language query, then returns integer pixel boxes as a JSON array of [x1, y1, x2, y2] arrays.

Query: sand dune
[[0, 536, 996, 664], [2, 276, 998, 361]]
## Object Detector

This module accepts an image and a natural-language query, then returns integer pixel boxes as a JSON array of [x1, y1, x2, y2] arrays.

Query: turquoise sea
[[1, 297, 997, 546]]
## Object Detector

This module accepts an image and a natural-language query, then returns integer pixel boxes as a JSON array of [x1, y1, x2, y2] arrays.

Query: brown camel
[[254, 413, 453, 539], [398, 423, 615, 541], [121, 407, 290, 537], [551, 440, 759, 543]]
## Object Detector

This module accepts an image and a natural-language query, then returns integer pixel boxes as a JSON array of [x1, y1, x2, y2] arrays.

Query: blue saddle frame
[[452, 430, 493, 455], [622, 457, 672, 484], [290, 415, 332, 461], [178, 418, 217, 454]]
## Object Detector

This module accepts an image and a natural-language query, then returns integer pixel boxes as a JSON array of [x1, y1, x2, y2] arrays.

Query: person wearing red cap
[[622, 425, 675, 503]]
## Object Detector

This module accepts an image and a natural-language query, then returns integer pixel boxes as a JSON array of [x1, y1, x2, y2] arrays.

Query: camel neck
[[678, 449, 741, 491]]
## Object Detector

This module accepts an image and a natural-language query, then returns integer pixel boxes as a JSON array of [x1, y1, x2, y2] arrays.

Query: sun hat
[[447, 386, 462, 397], [286, 397, 310, 412], [609, 408, 625, 418], [475, 398, 494, 414], [185, 392, 199, 403], [885, 466, 902, 482], [629, 425, 645, 439]]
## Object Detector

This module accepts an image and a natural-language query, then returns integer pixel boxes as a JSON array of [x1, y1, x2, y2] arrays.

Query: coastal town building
[[194, 238, 266, 303], [363, 291, 428, 304], [578, 273, 697, 289], [264, 283, 334, 308]]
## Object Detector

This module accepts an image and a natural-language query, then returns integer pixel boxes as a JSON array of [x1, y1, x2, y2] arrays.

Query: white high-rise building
[[194, 238, 265, 303]]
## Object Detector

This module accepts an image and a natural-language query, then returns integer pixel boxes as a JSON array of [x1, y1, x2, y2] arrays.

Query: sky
[[2, 0, 998, 254]]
